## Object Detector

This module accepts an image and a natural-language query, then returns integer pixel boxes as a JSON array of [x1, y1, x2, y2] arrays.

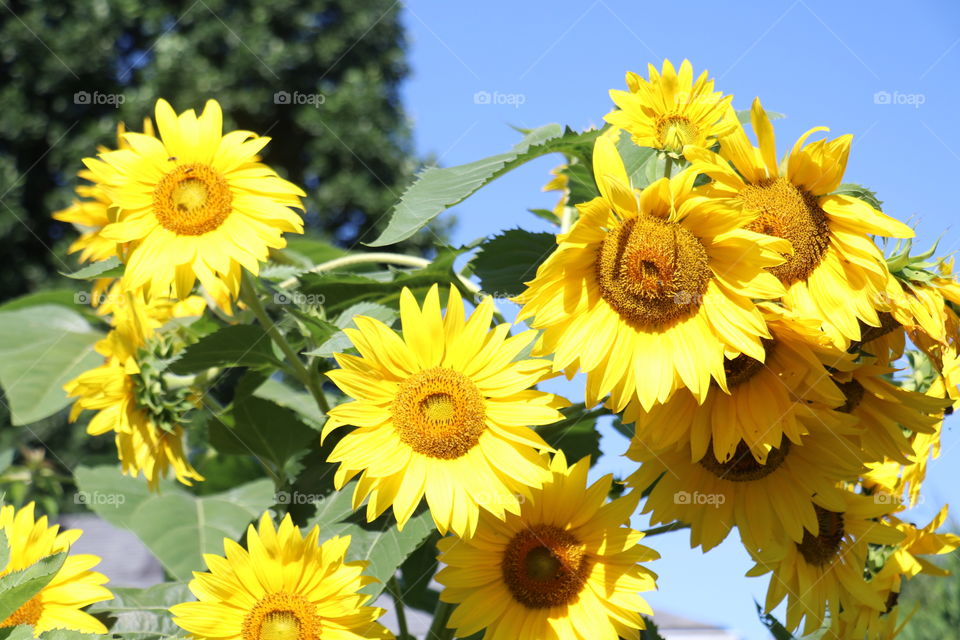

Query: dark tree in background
[[0, 0, 439, 301]]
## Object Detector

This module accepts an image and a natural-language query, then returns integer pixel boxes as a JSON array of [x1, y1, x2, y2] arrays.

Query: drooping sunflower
[[436, 452, 659, 640], [0, 503, 112, 636], [323, 284, 565, 537], [516, 134, 789, 411], [684, 98, 915, 348], [747, 490, 904, 636], [64, 291, 205, 490], [626, 413, 864, 551], [605, 59, 735, 154], [95, 98, 305, 311], [170, 512, 391, 640], [620, 304, 852, 463]]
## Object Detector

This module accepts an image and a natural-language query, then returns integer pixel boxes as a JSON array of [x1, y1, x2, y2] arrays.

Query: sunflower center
[[722, 340, 775, 388], [656, 115, 700, 152], [392, 367, 486, 459], [740, 177, 830, 285], [502, 524, 590, 609], [0, 595, 42, 628], [153, 163, 232, 236], [242, 592, 320, 640], [797, 506, 845, 567], [836, 379, 865, 413], [595, 216, 712, 330], [699, 439, 791, 481]]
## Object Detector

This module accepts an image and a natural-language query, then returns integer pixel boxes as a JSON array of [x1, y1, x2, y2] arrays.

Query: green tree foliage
[[0, 0, 432, 300]]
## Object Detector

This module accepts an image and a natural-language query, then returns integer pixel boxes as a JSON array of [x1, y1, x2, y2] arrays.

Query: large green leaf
[[0, 305, 104, 425], [88, 581, 191, 639], [0, 531, 9, 573], [73, 466, 274, 581], [537, 405, 604, 465], [615, 131, 664, 189], [369, 125, 603, 246], [833, 182, 884, 211], [471, 229, 556, 298], [60, 256, 124, 280], [169, 324, 283, 374], [253, 378, 326, 429], [0, 627, 34, 640], [0, 551, 67, 621], [304, 301, 398, 358]]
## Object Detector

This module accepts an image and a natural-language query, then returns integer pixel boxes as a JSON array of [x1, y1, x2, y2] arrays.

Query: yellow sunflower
[[436, 451, 658, 640], [64, 291, 205, 490], [170, 512, 391, 640], [620, 304, 852, 463], [605, 59, 735, 154], [747, 490, 904, 636], [95, 98, 305, 311], [0, 503, 112, 636], [626, 412, 864, 551], [684, 98, 915, 348], [823, 505, 960, 640], [516, 134, 788, 412], [323, 284, 565, 537]]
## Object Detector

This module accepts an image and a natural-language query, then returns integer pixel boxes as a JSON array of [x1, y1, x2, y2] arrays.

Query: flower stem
[[427, 599, 456, 640], [387, 577, 411, 639], [240, 269, 330, 415]]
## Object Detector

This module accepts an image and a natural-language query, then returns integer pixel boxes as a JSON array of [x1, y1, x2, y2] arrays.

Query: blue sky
[[397, 1, 960, 638]]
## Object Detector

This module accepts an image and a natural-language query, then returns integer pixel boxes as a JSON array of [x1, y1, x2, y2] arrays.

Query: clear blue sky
[[397, 2, 960, 638]]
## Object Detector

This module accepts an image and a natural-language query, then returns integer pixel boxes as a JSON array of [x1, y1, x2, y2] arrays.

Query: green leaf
[[755, 601, 798, 640], [0, 289, 88, 314], [471, 229, 556, 298], [73, 465, 274, 581], [0, 305, 105, 425], [60, 256, 124, 280], [209, 396, 317, 483], [561, 161, 601, 207], [537, 405, 604, 465], [833, 182, 883, 211], [253, 378, 326, 430], [369, 125, 605, 246], [0, 627, 34, 640], [0, 531, 9, 573], [282, 237, 349, 267], [736, 108, 787, 125], [304, 302, 398, 358], [87, 581, 191, 639], [0, 551, 67, 621], [641, 616, 667, 640], [34, 631, 103, 640], [615, 131, 663, 190], [169, 324, 283, 374]]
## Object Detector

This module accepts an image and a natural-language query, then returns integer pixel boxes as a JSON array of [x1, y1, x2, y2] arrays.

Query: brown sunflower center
[[595, 216, 712, 330], [392, 367, 486, 459], [656, 115, 700, 152], [797, 506, 845, 567], [502, 524, 590, 609], [153, 163, 232, 235], [836, 379, 865, 413], [699, 439, 791, 481], [740, 177, 830, 285], [241, 592, 320, 640], [722, 340, 775, 388], [0, 595, 42, 628]]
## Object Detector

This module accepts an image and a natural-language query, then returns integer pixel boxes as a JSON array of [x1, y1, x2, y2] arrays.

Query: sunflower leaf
[[369, 125, 606, 246], [0, 305, 104, 425], [0, 627, 34, 640], [87, 581, 191, 639], [755, 601, 798, 639], [0, 531, 8, 573], [0, 551, 67, 621], [833, 182, 884, 212], [471, 229, 557, 298], [73, 465, 274, 581], [537, 405, 605, 465], [168, 324, 284, 374], [303, 301, 398, 358], [59, 256, 125, 280]]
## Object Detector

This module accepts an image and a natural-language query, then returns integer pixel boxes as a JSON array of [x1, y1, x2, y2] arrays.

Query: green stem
[[641, 521, 689, 537], [387, 577, 411, 639], [240, 269, 330, 415], [427, 599, 456, 640], [278, 252, 430, 288]]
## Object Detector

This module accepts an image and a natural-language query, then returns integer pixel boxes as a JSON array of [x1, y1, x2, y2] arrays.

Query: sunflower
[[620, 304, 852, 463], [95, 98, 305, 311], [747, 490, 904, 636], [64, 291, 205, 490], [830, 359, 947, 465], [323, 284, 565, 537], [516, 134, 789, 412], [0, 503, 112, 636], [626, 411, 864, 551], [170, 512, 391, 640], [435, 451, 658, 640], [823, 505, 960, 640], [605, 59, 734, 154], [684, 98, 915, 348]]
